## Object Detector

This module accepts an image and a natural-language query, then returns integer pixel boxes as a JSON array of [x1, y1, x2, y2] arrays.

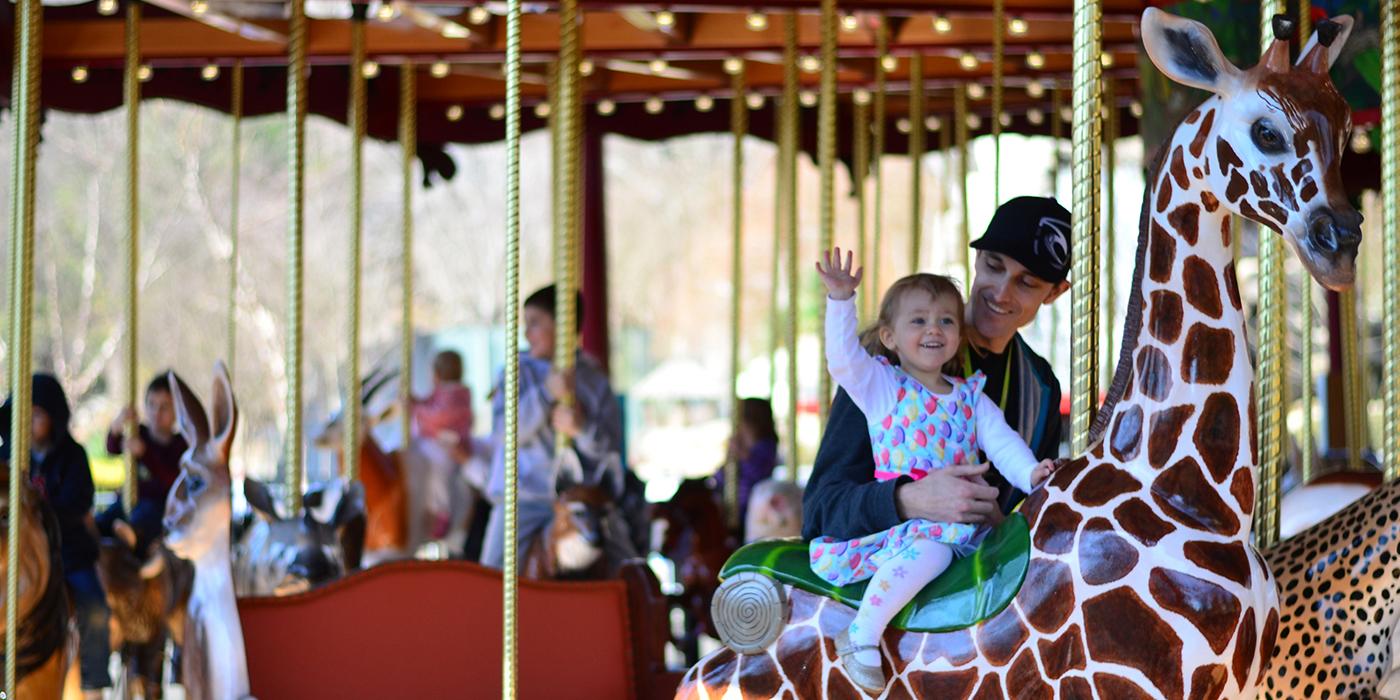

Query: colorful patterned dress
[[809, 297, 1039, 587]]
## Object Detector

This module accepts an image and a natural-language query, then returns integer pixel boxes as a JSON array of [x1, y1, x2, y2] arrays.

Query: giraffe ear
[[1297, 15, 1354, 71], [1140, 8, 1243, 95]]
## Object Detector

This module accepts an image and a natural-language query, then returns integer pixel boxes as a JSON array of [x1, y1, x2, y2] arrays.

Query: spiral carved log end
[[711, 572, 789, 654]]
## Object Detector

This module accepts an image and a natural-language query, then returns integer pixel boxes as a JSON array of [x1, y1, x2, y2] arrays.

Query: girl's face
[[30, 406, 51, 445], [879, 289, 961, 378]]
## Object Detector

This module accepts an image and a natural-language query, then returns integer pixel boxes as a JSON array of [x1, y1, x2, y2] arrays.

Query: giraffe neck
[[1098, 96, 1256, 538]]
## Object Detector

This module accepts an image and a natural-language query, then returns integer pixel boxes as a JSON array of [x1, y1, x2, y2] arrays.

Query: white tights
[[847, 539, 953, 666]]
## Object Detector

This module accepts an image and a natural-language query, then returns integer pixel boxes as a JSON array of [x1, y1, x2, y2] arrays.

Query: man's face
[[147, 389, 176, 435], [523, 306, 557, 361], [967, 251, 1069, 345]]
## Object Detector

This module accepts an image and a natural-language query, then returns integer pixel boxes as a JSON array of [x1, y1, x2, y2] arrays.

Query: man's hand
[[895, 463, 1000, 523], [545, 367, 576, 402]]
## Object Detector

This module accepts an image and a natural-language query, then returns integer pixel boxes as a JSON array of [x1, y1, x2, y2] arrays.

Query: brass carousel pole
[[1103, 78, 1117, 392], [502, 0, 523, 691], [399, 62, 416, 458], [784, 12, 800, 479], [1068, 0, 1103, 454], [909, 54, 924, 274], [1296, 1, 1318, 483], [285, 0, 308, 511], [344, 4, 367, 481], [1049, 84, 1064, 367], [228, 61, 242, 379], [726, 64, 746, 529], [1384, 0, 1400, 479], [955, 85, 970, 286], [554, 0, 581, 456], [871, 17, 888, 320], [770, 90, 784, 400], [992, 0, 1003, 204], [1256, 0, 1288, 546], [6, 0, 41, 693], [855, 94, 870, 315], [818, 0, 836, 427], [123, 0, 141, 510]]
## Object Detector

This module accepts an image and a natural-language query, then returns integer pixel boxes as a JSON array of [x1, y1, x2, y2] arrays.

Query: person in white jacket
[[809, 248, 1055, 695]]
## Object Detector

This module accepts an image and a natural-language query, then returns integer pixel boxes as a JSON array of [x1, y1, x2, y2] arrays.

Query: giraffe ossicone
[[677, 7, 1360, 699]]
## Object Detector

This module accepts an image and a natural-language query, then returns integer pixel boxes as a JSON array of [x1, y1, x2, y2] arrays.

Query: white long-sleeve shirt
[[824, 296, 1040, 494]]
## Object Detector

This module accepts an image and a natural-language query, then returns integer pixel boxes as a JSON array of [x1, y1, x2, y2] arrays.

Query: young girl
[[811, 248, 1054, 693]]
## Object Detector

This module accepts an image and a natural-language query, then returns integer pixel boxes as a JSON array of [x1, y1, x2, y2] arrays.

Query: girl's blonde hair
[[859, 273, 966, 371]]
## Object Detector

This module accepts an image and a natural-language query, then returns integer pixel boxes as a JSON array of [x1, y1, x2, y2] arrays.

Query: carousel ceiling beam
[[391, 2, 490, 47], [139, 0, 286, 43], [479, 0, 1143, 20], [617, 7, 695, 45]]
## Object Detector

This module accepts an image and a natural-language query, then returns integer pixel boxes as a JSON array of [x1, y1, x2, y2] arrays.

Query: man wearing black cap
[[803, 196, 1071, 542]]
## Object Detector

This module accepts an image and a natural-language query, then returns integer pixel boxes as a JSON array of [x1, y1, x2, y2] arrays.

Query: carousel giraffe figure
[[676, 8, 1360, 699]]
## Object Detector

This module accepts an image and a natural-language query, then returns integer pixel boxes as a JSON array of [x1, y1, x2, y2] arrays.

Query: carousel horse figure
[[0, 466, 70, 699], [521, 454, 640, 581], [96, 519, 194, 699], [161, 364, 251, 700], [650, 478, 737, 665], [678, 9, 1359, 698]]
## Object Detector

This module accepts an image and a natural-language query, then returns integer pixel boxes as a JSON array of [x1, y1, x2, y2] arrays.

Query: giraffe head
[[1142, 8, 1361, 290]]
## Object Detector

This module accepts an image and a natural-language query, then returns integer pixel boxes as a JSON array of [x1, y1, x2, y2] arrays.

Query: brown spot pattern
[[1008, 648, 1054, 700], [1270, 164, 1298, 211], [1153, 457, 1241, 534], [828, 668, 862, 699], [1257, 609, 1279, 685], [971, 675, 1005, 700], [1157, 175, 1174, 213], [892, 631, 920, 676], [1183, 540, 1252, 586], [1084, 587, 1185, 700], [1291, 158, 1312, 181], [1200, 191, 1220, 213], [1148, 568, 1242, 654], [1061, 677, 1094, 700], [818, 597, 853, 641], [1181, 324, 1235, 384], [1038, 625, 1087, 679], [1188, 665, 1229, 700], [1190, 109, 1215, 158], [1032, 503, 1081, 555], [1226, 172, 1249, 202], [700, 649, 738, 696], [1168, 203, 1201, 246], [739, 651, 784, 697], [1193, 392, 1241, 483], [1093, 674, 1159, 700], [1020, 487, 1049, 529], [1184, 109, 1201, 125], [1150, 221, 1177, 283], [1115, 498, 1177, 546], [1259, 201, 1290, 229], [1232, 609, 1257, 690], [1299, 178, 1318, 203], [1229, 468, 1254, 516], [1223, 262, 1241, 310], [1021, 558, 1076, 633], [920, 628, 978, 667], [789, 587, 819, 625], [1073, 463, 1142, 506], [1216, 137, 1242, 173], [908, 669, 979, 699], [1248, 383, 1257, 461], [1170, 146, 1190, 189], [1047, 455, 1090, 492], [1250, 171, 1270, 198], [1182, 256, 1223, 318], [1239, 200, 1272, 232], [976, 608, 1030, 668], [1111, 406, 1144, 462], [1221, 217, 1232, 248], [1148, 405, 1196, 468], [1148, 291, 1184, 345], [777, 626, 822, 697], [1080, 518, 1140, 585]]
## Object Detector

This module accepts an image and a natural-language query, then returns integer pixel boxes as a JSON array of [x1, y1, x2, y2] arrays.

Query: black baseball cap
[[969, 196, 1072, 284]]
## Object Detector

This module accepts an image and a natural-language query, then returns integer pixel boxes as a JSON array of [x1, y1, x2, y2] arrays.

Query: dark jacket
[[803, 334, 1062, 541]]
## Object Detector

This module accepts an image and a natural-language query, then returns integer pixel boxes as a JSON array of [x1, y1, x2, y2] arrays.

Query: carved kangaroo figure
[[162, 364, 252, 700]]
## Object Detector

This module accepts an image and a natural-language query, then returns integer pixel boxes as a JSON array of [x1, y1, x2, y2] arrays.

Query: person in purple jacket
[[714, 397, 779, 539]]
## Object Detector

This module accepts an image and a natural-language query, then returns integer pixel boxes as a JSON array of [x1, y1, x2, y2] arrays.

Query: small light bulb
[[1026, 79, 1045, 98], [579, 59, 594, 76], [71, 66, 89, 83], [201, 63, 220, 81], [374, 3, 396, 21], [800, 55, 820, 73], [799, 90, 818, 107], [468, 6, 491, 24], [966, 83, 986, 100], [932, 15, 952, 33], [447, 105, 464, 122], [645, 97, 664, 114], [138, 64, 153, 82], [97, 0, 118, 15], [1060, 106, 1073, 123], [596, 99, 616, 116], [695, 95, 714, 112], [1008, 17, 1028, 35], [959, 53, 978, 71], [655, 10, 675, 28], [1027, 109, 1045, 125], [534, 102, 551, 118], [967, 113, 982, 130], [442, 23, 470, 39], [841, 14, 858, 32], [999, 112, 1011, 127], [723, 57, 744, 75], [361, 61, 379, 78], [1352, 130, 1372, 154], [896, 118, 911, 134], [1101, 53, 1115, 68], [853, 88, 871, 105], [190, 0, 208, 15], [489, 103, 505, 120], [431, 61, 451, 78], [1130, 101, 1144, 118], [880, 55, 897, 73], [925, 116, 941, 131], [649, 58, 668, 74], [1026, 51, 1046, 70], [746, 92, 764, 109], [745, 12, 767, 31]]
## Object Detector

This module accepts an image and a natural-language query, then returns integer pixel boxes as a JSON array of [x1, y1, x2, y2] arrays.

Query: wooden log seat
[[238, 559, 681, 699]]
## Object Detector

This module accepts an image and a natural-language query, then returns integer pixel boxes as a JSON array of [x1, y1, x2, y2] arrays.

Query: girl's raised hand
[[816, 247, 863, 301]]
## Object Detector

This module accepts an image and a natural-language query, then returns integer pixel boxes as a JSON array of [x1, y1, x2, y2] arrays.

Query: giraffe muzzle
[[1307, 208, 1362, 255]]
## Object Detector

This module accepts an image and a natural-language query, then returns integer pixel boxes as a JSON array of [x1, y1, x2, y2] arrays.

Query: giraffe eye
[[1252, 119, 1287, 154]]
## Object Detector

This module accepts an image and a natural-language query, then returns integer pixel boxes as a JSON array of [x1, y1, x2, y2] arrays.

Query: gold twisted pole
[[502, 0, 523, 692], [871, 16, 888, 320], [1049, 84, 1064, 368], [818, 0, 836, 427], [1385, 0, 1400, 480], [554, 0, 581, 456], [1342, 287, 1364, 471], [7, 0, 40, 693], [1256, 0, 1287, 545], [123, 1, 142, 510], [399, 63, 417, 456], [909, 54, 925, 274], [1068, 0, 1102, 455], [769, 96, 784, 400], [992, 0, 1003, 204], [344, 5, 367, 481], [1297, 0, 1317, 483], [784, 12, 800, 479], [286, 0, 308, 511], [228, 61, 242, 380], [854, 96, 870, 316], [1103, 78, 1117, 390], [936, 111, 950, 265], [955, 85, 970, 286], [727, 66, 747, 529]]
